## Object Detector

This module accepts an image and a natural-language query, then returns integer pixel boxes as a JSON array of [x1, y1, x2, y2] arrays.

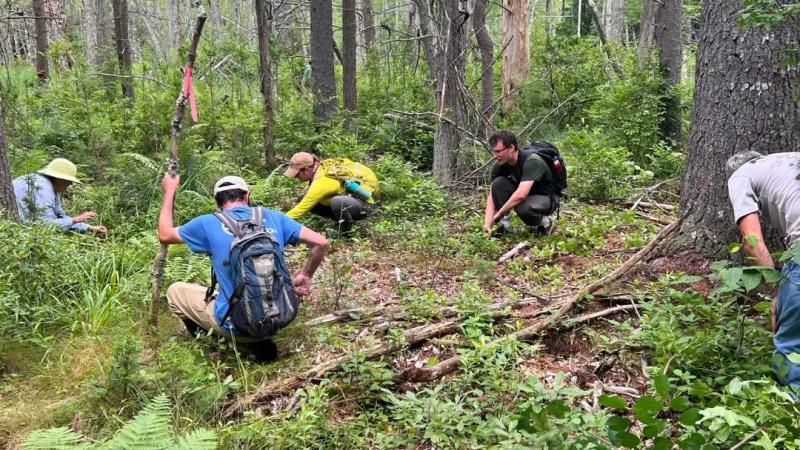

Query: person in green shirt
[[483, 130, 558, 236], [284, 152, 379, 236]]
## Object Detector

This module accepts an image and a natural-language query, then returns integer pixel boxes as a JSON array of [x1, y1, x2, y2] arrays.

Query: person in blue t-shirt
[[158, 173, 328, 362]]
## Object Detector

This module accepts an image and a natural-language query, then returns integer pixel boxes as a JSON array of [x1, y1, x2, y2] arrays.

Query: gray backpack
[[207, 206, 300, 338]]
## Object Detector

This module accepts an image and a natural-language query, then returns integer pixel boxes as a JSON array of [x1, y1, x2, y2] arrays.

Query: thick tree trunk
[[473, 0, 494, 135], [0, 99, 17, 221], [665, 0, 800, 258], [361, 0, 375, 51], [639, 0, 683, 144], [432, 0, 468, 185], [502, 0, 530, 109], [342, 0, 357, 118], [33, 0, 48, 83], [603, 0, 624, 43], [255, 0, 275, 165], [310, 0, 337, 122], [112, 0, 134, 101]]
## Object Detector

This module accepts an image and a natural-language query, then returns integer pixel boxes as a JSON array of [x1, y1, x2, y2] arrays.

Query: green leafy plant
[[22, 394, 217, 449]]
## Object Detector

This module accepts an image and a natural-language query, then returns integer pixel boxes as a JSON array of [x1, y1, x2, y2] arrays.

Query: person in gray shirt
[[727, 151, 800, 395], [12, 158, 106, 236]]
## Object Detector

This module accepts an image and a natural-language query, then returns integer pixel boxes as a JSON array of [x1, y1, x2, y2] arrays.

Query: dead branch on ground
[[401, 219, 682, 382]]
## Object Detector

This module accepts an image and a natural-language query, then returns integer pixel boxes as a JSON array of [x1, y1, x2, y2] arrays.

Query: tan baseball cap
[[38, 158, 81, 183], [213, 176, 249, 195], [284, 152, 316, 177]]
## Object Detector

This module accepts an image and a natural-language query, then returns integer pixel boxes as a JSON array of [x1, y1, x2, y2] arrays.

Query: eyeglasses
[[492, 145, 511, 154]]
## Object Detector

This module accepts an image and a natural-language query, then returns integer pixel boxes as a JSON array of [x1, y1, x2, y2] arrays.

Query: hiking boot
[[245, 339, 279, 364], [533, 217, 554, 236], [182, 319, 206, 337]]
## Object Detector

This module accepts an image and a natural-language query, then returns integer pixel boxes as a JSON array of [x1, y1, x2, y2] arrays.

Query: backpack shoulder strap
[[214, 211, 245, 238], [251, 206, 264, 229]]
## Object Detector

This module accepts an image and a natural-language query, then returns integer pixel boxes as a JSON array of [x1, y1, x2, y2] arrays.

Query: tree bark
[[586, 0, 624, 78], [472, 0, 494, 135], [255, 0, 275, 166], [342, 0, 357, 120], [502, 0, 530, 109], [95, 0, 111, 64], [0, 97, 17, 221], [412, 0, 438, 84], [33, 0, 48, 83], [664, 0, 800, 258], [432, 0, 468, 185], [639, 0, 683, 143], [112, 0, 134, 101], [43, 0, 66, 42], [603, 0, 624, 43], [310, 0, 337, 122], [361, 0, 375, 52]]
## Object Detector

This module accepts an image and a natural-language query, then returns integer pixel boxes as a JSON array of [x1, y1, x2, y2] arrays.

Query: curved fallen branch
[[402, 218, 681, 382], [223, 296, 568, 418]]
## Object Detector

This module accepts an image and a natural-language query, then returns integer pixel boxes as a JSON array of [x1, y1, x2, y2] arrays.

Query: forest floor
[[1, 194, 727, 447]]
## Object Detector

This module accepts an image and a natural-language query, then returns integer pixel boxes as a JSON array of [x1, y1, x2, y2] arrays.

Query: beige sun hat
[[38, 158, 81, 183]]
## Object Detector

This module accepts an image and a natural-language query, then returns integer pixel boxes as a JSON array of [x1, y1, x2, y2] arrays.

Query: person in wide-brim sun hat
[[12, 157, 106, 236]]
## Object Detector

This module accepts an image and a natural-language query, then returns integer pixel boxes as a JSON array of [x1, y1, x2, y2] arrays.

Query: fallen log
[[402, 218, 681, 382]]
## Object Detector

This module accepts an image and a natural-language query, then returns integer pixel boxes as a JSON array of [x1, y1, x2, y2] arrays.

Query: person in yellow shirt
[[284, 152, 379, 236]]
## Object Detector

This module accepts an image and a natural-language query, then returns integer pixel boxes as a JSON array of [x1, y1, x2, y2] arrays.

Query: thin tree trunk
[[546, 0, 555, 36], [255, 0, 275, 165], [112, 0, 134, 101], [94, 0, 111, 65], [412, 0, 438, 85], [638, 0, 683, 143], [586, 0, 624, 78], [33, 0, 48, 83], [433, 0, 468, 185], [664, 0, 800, 258], [361, 0, 375, 51], [310, 0, 337, 122], [473, 0, 494, 135], [501, 0, 530, 109], [342, 0, 357, 122], [0, 97, 17, 221]]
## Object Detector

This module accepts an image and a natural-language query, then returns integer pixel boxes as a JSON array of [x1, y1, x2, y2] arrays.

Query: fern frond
[[119, 152, 160, 174], [22, 426, 91, 450], [172, 428, 217, 450], [103, 394, 172, 449]]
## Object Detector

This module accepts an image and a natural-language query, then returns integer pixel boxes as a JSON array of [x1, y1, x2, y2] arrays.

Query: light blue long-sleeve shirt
[[12, 173, 89, 232]]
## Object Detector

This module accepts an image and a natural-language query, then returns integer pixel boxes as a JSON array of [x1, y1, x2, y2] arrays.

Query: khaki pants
[[166, 282, 261, 343]]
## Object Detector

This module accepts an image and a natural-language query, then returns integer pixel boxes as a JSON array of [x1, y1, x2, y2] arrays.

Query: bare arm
[[292, 226, 329, 296], [157, 173, 184, 245], [493, 180, 534, 221], [483, 190, 496, 232], [737, 212, 774, 268]]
